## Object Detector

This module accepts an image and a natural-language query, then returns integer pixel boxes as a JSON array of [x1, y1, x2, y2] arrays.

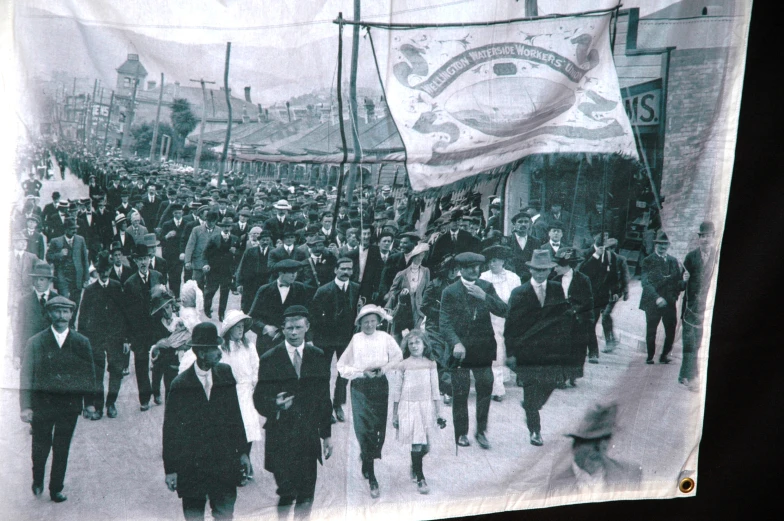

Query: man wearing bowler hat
[[639, 230, 685, 365], [77, 251, 132, 419], [505, 249, 572, 447], [204, 217, 240, 321], [255, 306, 333, 519], [20, 296, 98, 503], [163, 322, 250, 520], [679, 221, 716, 389], [440, 252, 508, 449]]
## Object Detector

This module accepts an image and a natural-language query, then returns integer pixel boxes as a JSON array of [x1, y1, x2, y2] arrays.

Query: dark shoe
[[660, 356, 671, 364], [51, 491, 68, 503], [153, 395, 163, 405], [417, 479, 430, 494], [556, 381, 568, 389], [491, 395, 504, 402], [140, 402, 151, 412], [529, 432, 543, 446], [646, 359, 655, 365], [569, 378, 578, 387], [457, 435, 470, 447], [443, 394, 452, 406], [32, 483, 43, 497], [90, 410, 103, 420], [107, 405, 118, 418], [588, 355, 599, 364], [334, 406, 345, 422], [678, 377, 689, 385], [330, 414, 337, 424], [475, 432, 491, 450], [204, 309, 212, 319], [369, 477, 380, 499], [122, 367, 130, 376], [361, 460, 370, 480], [410, 466, 417, 483]]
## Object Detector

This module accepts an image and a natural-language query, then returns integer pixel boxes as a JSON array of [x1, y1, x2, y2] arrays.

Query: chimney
[[265, 108, 269, 120], [257, 103, 263, 122], [174, 81, 180, 97], [364, 97, 376, 122], [244, 86, 252, 103], [147, 80, 157, 91], [242, 105, 250, 124], [128, 53, 139, 61], [286, 101, 292, 123]]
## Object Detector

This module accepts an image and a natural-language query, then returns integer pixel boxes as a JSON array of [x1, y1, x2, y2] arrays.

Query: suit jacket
[[9, 251, 38, 296], [232, 222, 252, 252], [386, 265, 431, 327], [138, 196, 162, 230], [184, 224, 222, 270], [552, 271, 595, 354], [123, 270, 165, 348], [127, 224, 149, 246], [20, 327, 97, 415], [311, 280, 361, 350], [248, 281, 311, 333], [14, 289, 58, 359], [264, 216, 292, 244], [682, 248, 716, 320], [349, 246, 389, 303], [379, 250, 407, 302], [149, 256, 169, 285], [439, 279, 507, 367], [503, 233, 542, 282], [163, 363, 247, 498], [505, 281, 572, 366], [639, 253, 685, 312], [109, 263, 134, 285], [46, 234, 90, 292], [268, 244, 307, 268], [205, 233, 240, 278], [44, 213, 67, 240], [77, 279, 130, 348], [111, 231, 137, 257], [299, 252, 337, 291], [24, 230, 46, 260], [429, 229, 480, 269], [578, 249, 625, 308], [236, 245, 273, 312], [160, 218, 188, 265], [254, 342, 332, 474]]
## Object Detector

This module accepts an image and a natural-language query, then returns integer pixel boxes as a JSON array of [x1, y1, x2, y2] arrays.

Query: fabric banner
[[372, 12, 638, 191]]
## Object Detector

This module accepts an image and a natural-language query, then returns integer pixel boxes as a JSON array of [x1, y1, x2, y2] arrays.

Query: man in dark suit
[[46, 219, 90, 313], [77, 251, 131, 420], [679, 222, 716, 389], [144, 234, 169, 287], [505, 250, 572, 447], [108, 241, 134, 285], [350, 227, 392, 305], [159, 203, 187, 298], [115, 190, 134, 218], [139, 184, 163, 230], [268, 228, 307, 267], [440, 252, 508, 449], [232, 209, 253, 252], [379, 232, 418, 302], [311, 258, 360, 423], [163, 322, 250, 521], [299, 233, 337, 292], [248, 260, 310, 358], [20, 296, 97, 503], [112, 213, 136, 257], [203, 218, 240, 321], [541, 221, 565, 260], [639, 230, 685, 365], [255, 306, 333, 518], [44, 201, 69, 241], [13, 262, 58, 370], [429, 211, 480, 270], [92, 198, 115, 250], [236, 230, 273, 313], [504, 211, 542, 283], [265, 199, 293, 245], [539, 200, 574, 246], [41, 191, 61, 224], [124, 244, 166, 410]]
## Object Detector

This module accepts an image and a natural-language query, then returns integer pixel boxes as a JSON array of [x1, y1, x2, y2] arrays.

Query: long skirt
[[351, 376, 389, 461]]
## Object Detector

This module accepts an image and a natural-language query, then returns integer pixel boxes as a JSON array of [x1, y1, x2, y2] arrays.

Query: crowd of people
[[10, 141, 715, 519]]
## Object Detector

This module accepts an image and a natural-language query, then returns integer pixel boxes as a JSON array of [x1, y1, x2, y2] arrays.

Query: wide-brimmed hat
[[481, 245, 511, 261], [555, 247, 580, 267], [45, 295, 76, 310], [526, 249, 556, 269], [150, 286, 175, 316], [653, 230, 671, 244], [29, 261, 54, 278], [273, 199, 292, 210], [188, 322, 223, 348], [408, 242, 430, 258], [355, 304, 392, 325], [221, 310, 252, 338], [143, 233, 160, 247], [698, 221, 715, 236], [566, 403, 618, 440]]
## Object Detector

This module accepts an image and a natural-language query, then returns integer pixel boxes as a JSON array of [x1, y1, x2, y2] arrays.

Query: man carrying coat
[[440, 252, 508, 449], [255, 306, 333, 519], [163, 322, 250, 521]]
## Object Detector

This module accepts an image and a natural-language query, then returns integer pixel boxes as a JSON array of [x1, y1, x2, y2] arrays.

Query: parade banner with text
[[372, 13, 639, 191]]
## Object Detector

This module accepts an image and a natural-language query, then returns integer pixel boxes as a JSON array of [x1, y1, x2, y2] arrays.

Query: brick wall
[[659, 47, 732, 260]]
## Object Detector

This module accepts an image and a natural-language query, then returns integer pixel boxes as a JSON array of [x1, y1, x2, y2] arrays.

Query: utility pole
[[219, 42, 232, 187], [525, 0, 538, 17], [121, 78, 139, 156], [190, 77, 216, 173], [150, 72, 165, 162], [345, 0, 362, 206], [103, 91, 115, 154], [86, 79, 98, 149]]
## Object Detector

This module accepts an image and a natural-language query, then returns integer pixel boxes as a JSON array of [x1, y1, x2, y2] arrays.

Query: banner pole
[[334, 13, 350, 223]]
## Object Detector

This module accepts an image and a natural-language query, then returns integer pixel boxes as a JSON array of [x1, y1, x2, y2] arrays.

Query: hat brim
[[150, 297, 175, 316], [221, 314, 252, 337], [525, 260, 557, 269]]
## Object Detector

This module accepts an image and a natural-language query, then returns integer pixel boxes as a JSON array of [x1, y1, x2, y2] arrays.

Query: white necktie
[[536, 284, 545, 307], [203, 374, 212, 399]]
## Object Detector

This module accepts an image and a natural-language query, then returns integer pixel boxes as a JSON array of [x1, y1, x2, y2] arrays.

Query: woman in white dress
[[337, 305, 403, 499], [179, 310, 261, 483], [479, 245, 521, 401]]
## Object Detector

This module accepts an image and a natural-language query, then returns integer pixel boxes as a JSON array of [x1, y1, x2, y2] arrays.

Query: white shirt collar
[[334, 278, 347, 291], [285, 340, 305, 363], [193, 362, 213, 396], [460, 277, 476, 288], [51, 326, 69, 348]]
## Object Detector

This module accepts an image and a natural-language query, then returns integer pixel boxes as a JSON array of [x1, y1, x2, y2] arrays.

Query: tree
[[170, 98, 198, 159], [130, 122, 175, 157]]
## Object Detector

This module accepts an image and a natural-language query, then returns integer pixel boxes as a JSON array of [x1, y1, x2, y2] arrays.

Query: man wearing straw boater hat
[[255, 305, 333, 518], [265, 199, 293, 245], [440, 252, 508, 450], [639, 230, 685, 365], [505, 249, 571, 447], [163, 322, 250, 520], [20, 295, 98, 503], [77, 251, 132, 420], [549, 403, 641, 492]]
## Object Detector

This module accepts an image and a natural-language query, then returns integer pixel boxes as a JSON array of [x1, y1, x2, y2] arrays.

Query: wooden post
[[120, 78, 139, 156], [150, 73, 165, 162], [190, 78, 216, 173], [219, 42, 232, 186], [345, 0, 362, 206]]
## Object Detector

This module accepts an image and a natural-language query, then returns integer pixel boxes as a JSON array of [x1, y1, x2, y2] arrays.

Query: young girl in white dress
[[392, 329, 446, 494]]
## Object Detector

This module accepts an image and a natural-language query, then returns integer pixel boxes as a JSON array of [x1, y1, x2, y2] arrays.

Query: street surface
[[0, 167, 704, 520]]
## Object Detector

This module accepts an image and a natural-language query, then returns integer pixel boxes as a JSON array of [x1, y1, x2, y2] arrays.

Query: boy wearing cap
[[20, 296, 98, 503]]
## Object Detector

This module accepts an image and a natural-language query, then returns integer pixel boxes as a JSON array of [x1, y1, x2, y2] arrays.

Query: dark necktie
[[40, 294, 46, 308]]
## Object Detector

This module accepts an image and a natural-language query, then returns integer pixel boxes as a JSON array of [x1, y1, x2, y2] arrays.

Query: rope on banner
[[333, 12, 350, 224]]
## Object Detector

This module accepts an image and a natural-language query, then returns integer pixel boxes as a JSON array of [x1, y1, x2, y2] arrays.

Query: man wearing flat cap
[[549, 403, 641, 492], [639, 230, 685, 365], [20, 296, 98, 503], [440, 252, 508, 449], [248, 260, 311, 358], [255, 306, 333, 519], [163, 322, 250, 520], [503, 211, 543, 283], [46, 218, 90, 314]]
